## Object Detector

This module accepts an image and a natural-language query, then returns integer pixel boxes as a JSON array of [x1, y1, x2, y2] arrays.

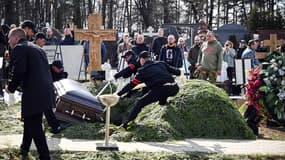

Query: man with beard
[[196, 31, 223, 84]]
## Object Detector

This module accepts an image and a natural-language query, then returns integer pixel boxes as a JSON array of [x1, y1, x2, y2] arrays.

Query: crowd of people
[[115, 28, 275, 88]]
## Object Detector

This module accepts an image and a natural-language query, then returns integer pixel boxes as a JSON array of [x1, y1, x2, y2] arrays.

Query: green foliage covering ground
[[0, 103, 23, 135], [58, 80, 254, 141], [1, 149, 285, 160], [111, 80, 255, 141]]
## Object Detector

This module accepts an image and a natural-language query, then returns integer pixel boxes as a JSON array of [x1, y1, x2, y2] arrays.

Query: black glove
[[117, 90, 124, 96], [114, 73, 120, 79]]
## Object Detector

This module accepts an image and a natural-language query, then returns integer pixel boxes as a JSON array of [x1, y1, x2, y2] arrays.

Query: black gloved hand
[[117, 90, 123, 96], [114, 73, 120, 79]]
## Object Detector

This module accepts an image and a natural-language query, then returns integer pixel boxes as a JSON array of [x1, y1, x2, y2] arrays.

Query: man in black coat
[[151, 28, 167, 60], [114, 50, 141, 79], [188, 35, 201, 78], [117, 51, 181, 129], [6, 28, 53, 160], [131, 34, 150, 56]]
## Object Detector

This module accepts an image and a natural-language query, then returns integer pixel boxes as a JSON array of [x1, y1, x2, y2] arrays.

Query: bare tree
[[134, 0, 156, 30]]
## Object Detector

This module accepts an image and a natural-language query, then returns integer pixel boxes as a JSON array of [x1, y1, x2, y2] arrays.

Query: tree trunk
[[73, 0, 82, 28], [191, 3, 199, 23], [102, 0, 107, 27], [88, 0, 93, 14], [163, 0, 170, 23], [208, 0, 214, 29], [4, 0, 17, 25], [241, 0, 247, 26], [107, 0, 114, 29], [35, 0, 40, 27], [216, 0, 220, 28]]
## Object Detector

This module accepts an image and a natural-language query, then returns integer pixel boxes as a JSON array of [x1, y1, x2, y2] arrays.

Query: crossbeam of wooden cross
[[256, 34, 282, 59], [74, 14, 116, 73], [264, 34, 282, 52]]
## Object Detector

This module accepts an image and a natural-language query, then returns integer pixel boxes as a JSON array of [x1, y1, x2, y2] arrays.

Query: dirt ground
[[259, 121, 285, 140]]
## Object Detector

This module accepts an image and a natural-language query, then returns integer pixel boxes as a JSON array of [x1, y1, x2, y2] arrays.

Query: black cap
[[35, 32, 46, 40], [21, 20, 36, 33], [122, 50, 135, 58], [52, 60, 63, 69], [138, 51, 151, 58]]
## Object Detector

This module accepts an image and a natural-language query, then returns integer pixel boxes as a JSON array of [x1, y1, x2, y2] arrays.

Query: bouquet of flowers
[[245, 66, 262, 113], [260, 51, 285, 121], [244, 66, 263, 135]]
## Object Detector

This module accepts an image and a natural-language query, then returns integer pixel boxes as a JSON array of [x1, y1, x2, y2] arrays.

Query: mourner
[[34, 32, 47, 48], [131, 34, 150, 56], [114, 50, 141, 79], [117, 51, 181, 129], [188, 35, 201, 78], [45, 27, 58, 45], [34, 33, 65, 134], [21, 20, 36, 42], [159, 34, 183, 68], [242, 39, 259, 68], [50, 60, 68, 82], [151, 28, 167, 60], [196, 31, 223, 84], [6, 28, 53, 160]]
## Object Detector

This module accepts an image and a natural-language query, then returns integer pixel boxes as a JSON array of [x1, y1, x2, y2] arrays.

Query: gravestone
[[235, 59, 252, 85], [74, 14, 116, 73]]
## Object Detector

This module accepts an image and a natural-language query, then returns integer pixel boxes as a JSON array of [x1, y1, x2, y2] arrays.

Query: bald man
[[196, 31, 223, 84], [159, 34, 182, 68], [7, 28, 53, 160]]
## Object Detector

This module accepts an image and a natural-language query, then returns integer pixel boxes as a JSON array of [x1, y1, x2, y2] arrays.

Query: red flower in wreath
[[245, 66, 262, 113]]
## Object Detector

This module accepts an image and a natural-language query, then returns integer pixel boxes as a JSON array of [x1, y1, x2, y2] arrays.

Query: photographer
[[223, 40, 236, 94]]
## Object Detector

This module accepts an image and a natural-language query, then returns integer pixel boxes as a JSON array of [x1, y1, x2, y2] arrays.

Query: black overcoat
[[8, 39, 55, 118]]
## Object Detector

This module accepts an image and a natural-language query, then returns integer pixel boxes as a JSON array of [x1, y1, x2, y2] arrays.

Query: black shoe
[[19, 148, 29, 160], [51, 125, 65, 134]]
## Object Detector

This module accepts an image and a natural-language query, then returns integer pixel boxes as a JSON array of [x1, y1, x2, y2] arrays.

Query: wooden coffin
[[54, 79, 104, 123]]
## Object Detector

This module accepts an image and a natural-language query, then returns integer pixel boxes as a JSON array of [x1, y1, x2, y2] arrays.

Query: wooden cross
[[256, 34, 282, 59], [74, 14, 116, 73], [264, 34, 282, 52]]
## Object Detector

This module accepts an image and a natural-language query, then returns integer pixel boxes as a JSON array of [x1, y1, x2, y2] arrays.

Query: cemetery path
[[0, 134, 285, 155]]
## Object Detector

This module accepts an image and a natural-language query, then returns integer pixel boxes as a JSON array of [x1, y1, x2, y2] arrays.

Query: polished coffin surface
[[54, 79, 104, 123]]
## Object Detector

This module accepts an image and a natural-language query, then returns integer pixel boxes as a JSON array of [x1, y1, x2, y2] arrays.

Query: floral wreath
[[260, 51, 285, 120]]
